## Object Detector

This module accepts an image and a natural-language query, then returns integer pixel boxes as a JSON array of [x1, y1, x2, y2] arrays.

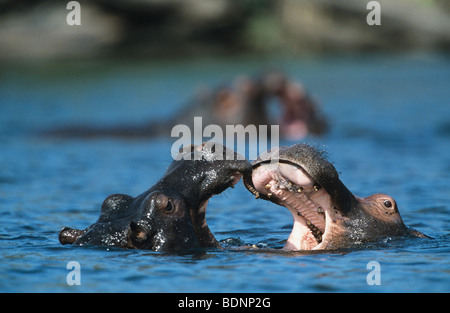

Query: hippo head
[[243, 143, 425, 251], [59, 142, 251, 251]]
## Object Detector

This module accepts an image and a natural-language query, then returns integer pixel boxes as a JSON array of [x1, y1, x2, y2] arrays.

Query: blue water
[[1, 54, 449, 292]]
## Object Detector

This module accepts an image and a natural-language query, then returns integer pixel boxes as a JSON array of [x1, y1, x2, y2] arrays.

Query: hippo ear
[[99, 194, 134, 222], [126, 221, 152, 249]]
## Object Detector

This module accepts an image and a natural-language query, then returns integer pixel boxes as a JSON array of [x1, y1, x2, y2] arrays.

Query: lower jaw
[[284, 219, 323, 251], [283, 238, 323, 251], [284, 239, 319, 251]]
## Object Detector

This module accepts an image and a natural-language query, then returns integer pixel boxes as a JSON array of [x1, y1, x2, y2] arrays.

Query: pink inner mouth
[[250, 162, 333, 250]]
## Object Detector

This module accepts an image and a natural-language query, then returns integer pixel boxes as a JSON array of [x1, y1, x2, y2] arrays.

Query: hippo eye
[[383, 200, 392, 208]]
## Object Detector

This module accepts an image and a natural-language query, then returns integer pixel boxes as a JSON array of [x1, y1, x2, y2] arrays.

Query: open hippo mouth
[[244, 158, 334, 250], [243, 144, 340, 250], [243, 143, 425, 251]]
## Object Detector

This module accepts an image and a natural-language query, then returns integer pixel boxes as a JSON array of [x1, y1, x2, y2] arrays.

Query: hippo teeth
[[247, 161, 334, 250], [305, 218, 323, 243], [296, 211, 323, 243], [257, 174, 326, 244], [243, 175, 260, 199], [285, 189, 324, 244]]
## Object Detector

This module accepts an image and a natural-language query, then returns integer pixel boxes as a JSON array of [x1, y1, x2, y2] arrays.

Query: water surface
[[0, 54, 449, 292]]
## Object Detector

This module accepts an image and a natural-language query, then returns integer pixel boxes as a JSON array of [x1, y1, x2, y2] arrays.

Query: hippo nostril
[[165, 200, 174, 213]]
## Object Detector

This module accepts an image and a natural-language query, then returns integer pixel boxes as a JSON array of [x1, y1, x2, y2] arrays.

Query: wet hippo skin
[[243, 143, 427, 250], [59, 143, 251, 251]]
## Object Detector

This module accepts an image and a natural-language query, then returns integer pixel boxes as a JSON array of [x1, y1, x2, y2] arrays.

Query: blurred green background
[[1, 0, 449, 61]]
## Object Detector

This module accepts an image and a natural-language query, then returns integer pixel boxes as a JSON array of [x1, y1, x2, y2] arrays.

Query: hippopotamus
[[243, 143, 426, 251], [42, 72, 327, 140], [59, 143, 251, 251]]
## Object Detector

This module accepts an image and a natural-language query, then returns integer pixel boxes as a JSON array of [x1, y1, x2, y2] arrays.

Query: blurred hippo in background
[[43, 72, 328, 140]]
